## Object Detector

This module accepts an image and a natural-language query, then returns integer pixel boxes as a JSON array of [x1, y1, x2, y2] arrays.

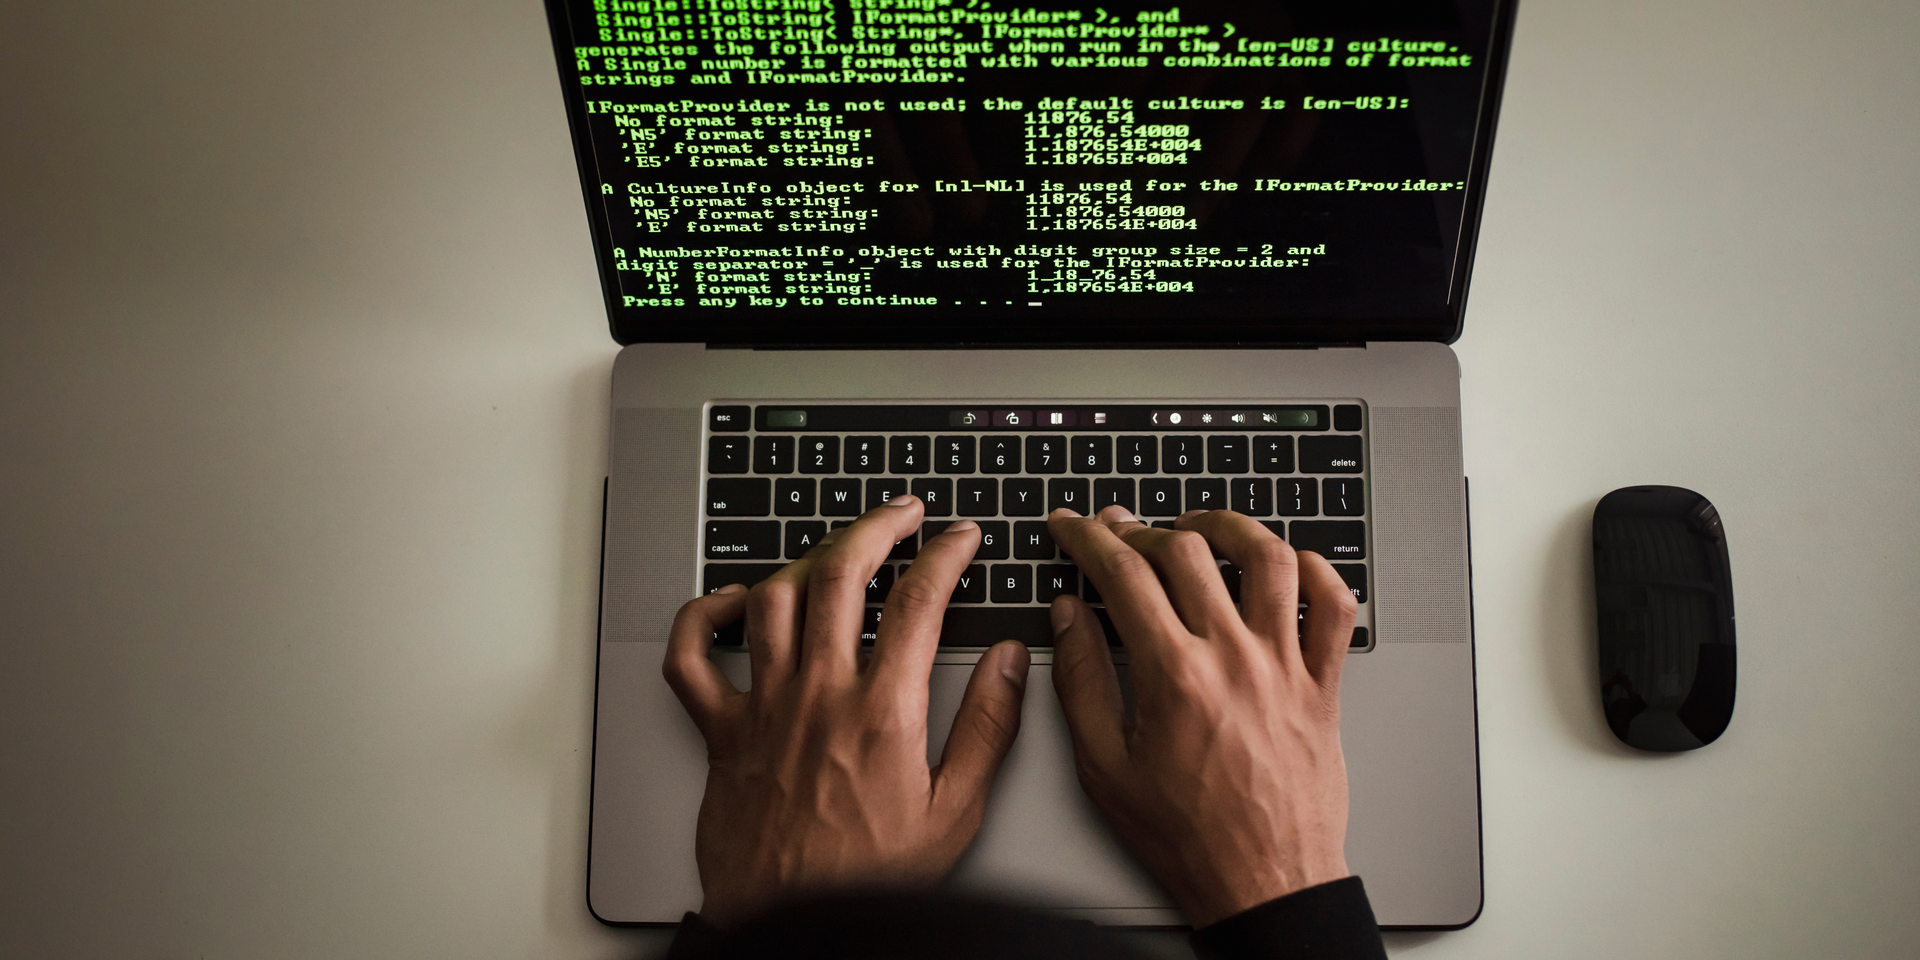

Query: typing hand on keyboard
[[663, 495, 1032, 928], [1047, 505, 1359, 928]]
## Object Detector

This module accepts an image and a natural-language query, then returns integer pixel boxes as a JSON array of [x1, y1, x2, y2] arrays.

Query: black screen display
[[543, 0, 1512, 345]]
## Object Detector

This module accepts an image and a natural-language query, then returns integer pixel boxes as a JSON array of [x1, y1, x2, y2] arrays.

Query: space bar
[[936, 607, 1119, 648]]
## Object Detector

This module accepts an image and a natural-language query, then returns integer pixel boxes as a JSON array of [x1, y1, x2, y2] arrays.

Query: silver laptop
[[542, 0, 1513, 930]]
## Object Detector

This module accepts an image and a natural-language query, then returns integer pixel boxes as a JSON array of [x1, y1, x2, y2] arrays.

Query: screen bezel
[[541, 0, 1517, 348]]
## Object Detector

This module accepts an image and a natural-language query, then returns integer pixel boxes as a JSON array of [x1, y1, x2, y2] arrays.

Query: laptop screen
[[543, 0, 1512, 345]]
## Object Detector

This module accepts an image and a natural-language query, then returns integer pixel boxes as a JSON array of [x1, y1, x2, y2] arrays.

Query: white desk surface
[[3, 1, 1916, 956]]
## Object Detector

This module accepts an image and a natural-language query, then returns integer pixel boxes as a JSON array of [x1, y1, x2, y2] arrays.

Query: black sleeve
[[1189, 876, 1388, 960], [663, 911, 726, 960]]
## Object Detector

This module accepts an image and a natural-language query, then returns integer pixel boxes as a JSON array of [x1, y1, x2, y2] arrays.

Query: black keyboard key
[[1003, 478, 1045, 516], [1048, 477, 1090, 514], [703, 562, 783, 594], [860, 606, 882, 646], [1332, 563, 1368, 602], [845, 436, 886, 473], [774, 478, 816, 516], [981, 436, 1021, 473], [707, 477, 771, 515], [1013, 521, 1056, 559], [990, 564, 1033, 603], [935, 435, 976, 474], [753, 436, 793, 474], [935, 607, 1052, 646], [1261, 520, 1287, 540], [975, 521, 1010, 559], [1038, 564, 1078, 601], [952, 564, 988, 604], [1220, 563, 1242, 602], [866, 565, 895, 603], [889, 531, 918, 561], [785, 520, 827, 559], [1150, 520, 1177, 529], [911, 478, 953, 516], [708, 436, 750, 474], [831, 520, 853, 529], [1162, 435, 1203, 473], [1299, 435, 1363, 474], [1207, 435, 1249, 473], [889, 435, 932, 474], [709, 405, 751, 432], [1082, 573, 1103, 605], [1186, 477, 1227, 511], [1231, 477, 1272, 516], [1071, 435, 1113, 474], [1252, 436, 1294, 473], [1350, 626, 1369, 649], [1276, 478, 1318, 516], [705, 520, 780, 559], [1116, 436, 1158, 473], [1026, 435, 1068, 474], [1094, 477, 1135, 513], [957, 478, 998, 516], [820, 477, 861, 516], [1290, 520, 1367, 560], [1323, 478, 1365, 516], [866, 477, 907, 510], [922, 520, 957, 542], [1334, 404, 1363, 432], [798, 436, 840, 474], [1140, 477, 1181, 515]]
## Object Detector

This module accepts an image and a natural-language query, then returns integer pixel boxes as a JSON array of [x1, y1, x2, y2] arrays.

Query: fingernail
[[1049, 597, 1075, 635], [946, 519, 978, 533], [1106, 506, 1137, 523], [885, 494, 918, 507], [716, 583, 747, 594], [1000, 642, 1030, 687], [1051, 507, 1081, 518]]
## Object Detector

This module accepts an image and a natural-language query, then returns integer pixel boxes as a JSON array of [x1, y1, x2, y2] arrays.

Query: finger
[[1176, 510, 1301, 643], [663, 584, 747, 740], [1047, 509, 1186, 653], [1111, 522, 1241, 638], [801, 495, 925, 679], [1047, 595, 1127, 776], [932, 640, 1030, 827], [744, 547, 829, 692], [1295, 550, 1360, 694], [870, 519, 980, 684]]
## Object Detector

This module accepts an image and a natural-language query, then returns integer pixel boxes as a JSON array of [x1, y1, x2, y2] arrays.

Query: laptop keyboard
[[699, 403, 1372, 650]]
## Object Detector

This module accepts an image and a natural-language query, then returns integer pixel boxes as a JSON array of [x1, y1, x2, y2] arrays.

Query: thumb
[[931, 641, 1030, 826]]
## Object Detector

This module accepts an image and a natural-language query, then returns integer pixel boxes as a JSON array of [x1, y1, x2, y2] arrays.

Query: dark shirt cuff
[[1190, 876, 1388, 960], [664, 911, 727, 960]]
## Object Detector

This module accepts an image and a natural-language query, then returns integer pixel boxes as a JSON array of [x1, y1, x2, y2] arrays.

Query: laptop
[[543, 0, 1512, 929]]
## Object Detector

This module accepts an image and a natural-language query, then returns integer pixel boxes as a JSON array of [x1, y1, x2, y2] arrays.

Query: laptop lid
[[541, 0, 1515, 347]]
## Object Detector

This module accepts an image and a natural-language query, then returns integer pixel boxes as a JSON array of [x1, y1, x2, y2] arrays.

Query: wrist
[[1176, 854, 1350, 928]]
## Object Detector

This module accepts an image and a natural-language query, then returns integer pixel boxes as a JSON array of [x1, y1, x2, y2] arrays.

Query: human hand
[[1046, 505, 1359, 928], [664, 496, 1032, 928]]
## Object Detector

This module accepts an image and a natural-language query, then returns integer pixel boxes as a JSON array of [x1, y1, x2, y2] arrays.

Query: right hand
[[1046, 505, 1360, 928]]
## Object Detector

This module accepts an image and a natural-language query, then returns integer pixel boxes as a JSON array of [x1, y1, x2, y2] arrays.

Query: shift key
[[1289, 520, 1367, 560], [705, 520, 781, 559]]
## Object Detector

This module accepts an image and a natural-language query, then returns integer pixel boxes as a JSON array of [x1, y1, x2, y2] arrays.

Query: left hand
[[663, 496, 1032, 928]]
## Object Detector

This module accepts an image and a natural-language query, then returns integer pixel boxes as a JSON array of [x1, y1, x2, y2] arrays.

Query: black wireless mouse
[[1592, 486, 1736, 751]]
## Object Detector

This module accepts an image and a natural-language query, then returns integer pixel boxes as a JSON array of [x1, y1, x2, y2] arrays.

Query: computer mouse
[[1591, 486, 1736, 751]]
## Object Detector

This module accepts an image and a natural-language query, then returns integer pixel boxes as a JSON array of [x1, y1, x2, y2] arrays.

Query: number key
[[1071, 435, 1112, 473], [1116, 436, 1157, 473], [981, 436, 1021, 473], [798, 436, 840, 474], [845, 436, 885, 473], [935, 435, 976, 474]]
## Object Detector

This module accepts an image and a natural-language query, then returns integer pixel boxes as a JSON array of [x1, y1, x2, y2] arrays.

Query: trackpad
[[927, 662, 1169, 910]]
